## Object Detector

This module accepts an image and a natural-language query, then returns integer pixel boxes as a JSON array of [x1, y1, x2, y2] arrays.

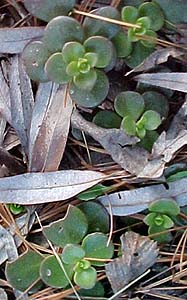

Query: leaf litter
[[1, 1, 187, 300]]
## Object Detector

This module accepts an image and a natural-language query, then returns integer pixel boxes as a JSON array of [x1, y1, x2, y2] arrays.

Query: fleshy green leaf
[[43, 205, 88, 247], [74, 266, 97, 289], [62, 244, 85, 265], [84, 52, 98, 68], [138, 130, 159, 151], [69, 70, 109, 107], [136, 126, 146, 139], [144, 212, 157, 226], [40, 255, 73, 288], [138, 2, 165, 31], [112, 31, 132, 58], [154, 0, 187, 24], [23, 0, 75, 22], [114, 91, 145, 120], [77, 184, 110, 201], [143, 91, 169, 118], [82, 233, 114, 266], [149, 199, 180, 216], [124, 41, 154, 68], [66, 61, 79, 77], [5, 250, 43, 292], [73, 69, 97, 91], [122, 116, 136, 136], [167, 171, 187, 183], [83, 6, 120, 39], [78, 201, 110, 234], [84, 36, 114, 68], [62, 42, 85, 64], [93, 111, 122, 129], [140, 110, 161, 130], [162, 215, 174, 229], [79, 281, 105, 297], [22, 40, 50, 82], [43, 16, 84, 52], [148, 225, 172, 243], [45, 53, 70, 84], [136, 16, 151, 33], [140, 30, 157, 48], [8, 204, 26, 215], [121, 6, 139, 23]]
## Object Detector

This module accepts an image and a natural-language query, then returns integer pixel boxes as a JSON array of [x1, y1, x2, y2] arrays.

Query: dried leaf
[[0, 170, 105, 204], [0, 60, 11, 124], [99, 177, 187, 216], [0, 27, 44, 54], [29, 84, 73, 172], [105, 232, 158, 292], [134, 73, 187, 93], [0, 288, 8, 300], [8, 55, 34, 156], [126, 47, 184, 74], [71, 110, 149, 175], [0, 225, 18, 265]]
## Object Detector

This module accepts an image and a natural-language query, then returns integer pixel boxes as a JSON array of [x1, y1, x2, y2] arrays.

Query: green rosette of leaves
[[144, 199, 180, 243], [114, 91, 162, 142]]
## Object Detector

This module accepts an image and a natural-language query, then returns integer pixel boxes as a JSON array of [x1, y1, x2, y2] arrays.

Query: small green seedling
[[114, 91, 162, 140], [6, 205, 113, 291], [144, 198, 180, 243], [121, 2, 164, 46], [7, 204, 26, 215]]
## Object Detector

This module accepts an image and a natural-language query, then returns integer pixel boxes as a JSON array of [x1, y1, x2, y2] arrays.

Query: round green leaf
[[114, 91, 145, 120], [40, 255, 73, 288], [112, 31, 132, 58], [62, 42, 85, 64], [142, 91, 169, 119], [43, 205, 88, 247], [66, 61, 79, 77], [136, 16, 151, 33], [84, 52, 98, 68], [122, 116, 136, 136], [23, 0, 75, 22], [154, 214, 165, 226], [43, 16, 84, 52], [78, 201, 110, 234], [82, 232, 114, 266], [140, 30, 157, 48], [124, 41, 154, 68], [79, 281, 105, 297], [138, 2, 165, 31], [121, 6, 139, 23], [69, 70, 109, 107], [5, 250, 43, 292], [154, 0, 187, 24], [148, 225, 172, 243], [140, 110, 161, 130], [136, 126, 146, 139], [84, 36, 114, 68], [162, 215, 174, 229], [149, 199, 180, 217], [138, 130, 159, 151], [62, 244, 85, 265], [143, 212, 157, 226], [74, 267, 97, 289], [93, 111, 122, 129], [83, 6, 120, 39], [22, 41, 51, 82], [128, 28, 139, 42], [45, 53, 70, 84], [73, 69, 97, 91], [75, 259, 91, 273]]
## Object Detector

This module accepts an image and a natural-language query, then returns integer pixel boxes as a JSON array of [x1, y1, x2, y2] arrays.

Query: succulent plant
[[114, 91, 162, 140], [144, 198, 180, 243]]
